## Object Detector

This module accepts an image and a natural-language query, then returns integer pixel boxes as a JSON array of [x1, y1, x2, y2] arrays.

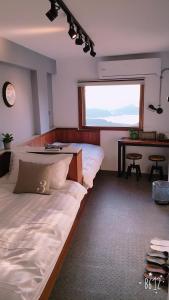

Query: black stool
[[148, 155, 165, 181], [126, 153, 142, 181]]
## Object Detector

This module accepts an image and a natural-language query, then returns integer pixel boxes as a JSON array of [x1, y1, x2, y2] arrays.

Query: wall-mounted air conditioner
[[98, 58, 161, 79]]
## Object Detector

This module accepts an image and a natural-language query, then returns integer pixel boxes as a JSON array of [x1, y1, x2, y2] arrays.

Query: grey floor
[[50, 172, 169, 300]]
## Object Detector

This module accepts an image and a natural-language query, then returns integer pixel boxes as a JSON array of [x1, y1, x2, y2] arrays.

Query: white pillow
[[8, 151, 73, 188]]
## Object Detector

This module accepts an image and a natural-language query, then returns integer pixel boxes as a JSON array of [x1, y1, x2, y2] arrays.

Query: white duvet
[[53, 143, 104, 189], [0, 180, 87, 300], [73, 143, 104, 188]]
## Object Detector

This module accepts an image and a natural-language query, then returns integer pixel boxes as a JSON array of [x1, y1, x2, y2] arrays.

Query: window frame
[[78, 80, 144, 131]]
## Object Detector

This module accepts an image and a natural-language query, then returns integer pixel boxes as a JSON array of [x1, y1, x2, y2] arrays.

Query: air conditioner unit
[[98, 58, 161, 79]]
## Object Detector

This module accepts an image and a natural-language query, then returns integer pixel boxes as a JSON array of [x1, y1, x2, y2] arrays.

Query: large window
[[78, 81, 144, 130]]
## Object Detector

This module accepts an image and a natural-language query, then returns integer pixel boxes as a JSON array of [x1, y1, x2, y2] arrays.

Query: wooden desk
[[118, 138, 169, 176]]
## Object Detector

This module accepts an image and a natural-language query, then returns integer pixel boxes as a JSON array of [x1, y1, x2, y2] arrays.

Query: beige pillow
[[14, 160, 53, 195], [8, 151, 73, 188]]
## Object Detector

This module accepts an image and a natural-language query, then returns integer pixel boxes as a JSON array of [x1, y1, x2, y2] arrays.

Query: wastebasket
[[152, 180, 169, 204]]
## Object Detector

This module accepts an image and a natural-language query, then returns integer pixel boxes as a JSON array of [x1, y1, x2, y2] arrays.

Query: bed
[[52, 142, 104, 189], [22, 128, 104, 189], [0, 151, 87, 300], [0, 128, 103, 300]]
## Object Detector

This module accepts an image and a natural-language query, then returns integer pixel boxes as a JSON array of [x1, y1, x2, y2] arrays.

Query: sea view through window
[[84, 84, 141, 128]]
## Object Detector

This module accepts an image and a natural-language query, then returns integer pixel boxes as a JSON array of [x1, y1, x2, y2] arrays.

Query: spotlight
[[46, 9, 58, 21], [67, 15, 77, 39], [83, 38, 90, 53], [46, 0, 60, 22], [68, 24, 77, 39], [67, 15, 77, 40], [83, 43, 90, 53], [90, 43, 96, 57], [75, 30, 84, 45]]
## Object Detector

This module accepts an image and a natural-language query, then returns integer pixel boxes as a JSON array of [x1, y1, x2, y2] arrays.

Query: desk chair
[[126, 153, 142, 181], [148, 155, 165, 181]]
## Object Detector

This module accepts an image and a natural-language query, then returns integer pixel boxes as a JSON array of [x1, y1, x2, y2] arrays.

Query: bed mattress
[[73, 143, 104, 188], [53, 143, 104, 189], [0, 180, 87, 300]]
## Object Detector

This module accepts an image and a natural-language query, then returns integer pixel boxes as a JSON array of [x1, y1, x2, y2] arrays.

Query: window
[[78, 80, 144, 130]]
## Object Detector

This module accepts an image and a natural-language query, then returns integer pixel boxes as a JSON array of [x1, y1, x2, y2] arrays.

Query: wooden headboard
[[0, 128, 100, 183], [22, 128, 100, 147], [54, 128, 100, 145], [0, 150, 82, 184], [21, 127, 100, 184]]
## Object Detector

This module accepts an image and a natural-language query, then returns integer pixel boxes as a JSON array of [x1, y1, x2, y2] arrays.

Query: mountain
[[111, 104, 138, 116], [86, 105, 138, 119], [86, 108, 112, 118], [86, 118, 138, 127], [86, 118, 114, 126]]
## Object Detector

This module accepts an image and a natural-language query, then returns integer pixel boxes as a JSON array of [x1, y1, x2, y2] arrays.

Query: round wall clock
[[2, 81, 16, 107]]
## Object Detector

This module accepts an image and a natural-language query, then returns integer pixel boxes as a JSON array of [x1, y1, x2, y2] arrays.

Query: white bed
[[9, 142, 104, 189], [0, 179, 87, 300], [53, 142, 104, 189], [0, 143, 102, 299]]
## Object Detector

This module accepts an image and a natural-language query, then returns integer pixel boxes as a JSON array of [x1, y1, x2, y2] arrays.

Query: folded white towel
[[150, 244, 169, 253], [151, 238, 169, 247]]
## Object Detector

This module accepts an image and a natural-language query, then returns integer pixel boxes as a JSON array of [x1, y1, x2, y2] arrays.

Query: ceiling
[[0, 0, 169, 59]]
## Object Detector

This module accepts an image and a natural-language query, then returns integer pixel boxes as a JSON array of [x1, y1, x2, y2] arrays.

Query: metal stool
[[148, 155, 165, 181], [126, 153, 142, 181]]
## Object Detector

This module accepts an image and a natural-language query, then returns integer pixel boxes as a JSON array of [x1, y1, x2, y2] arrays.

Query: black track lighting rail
[[56, 0, 95, 47], [46, 0, 96, 56]]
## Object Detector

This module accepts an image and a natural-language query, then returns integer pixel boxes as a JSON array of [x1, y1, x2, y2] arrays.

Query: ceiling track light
[[46, 0, 96, 57], [67, 15, 77, 39], [75, 30, 84, 45], [68, 23, 77, 39], [83, 43, 90, 53], [90, 43, 96, 57], [46, 0, 60, 22], [83, 37, 90, 53]]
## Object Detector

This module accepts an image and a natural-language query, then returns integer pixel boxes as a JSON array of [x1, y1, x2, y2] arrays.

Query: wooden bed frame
[[0, 128, 100, 300], [22, 127, 100, 146], [21, 127, 100, 185], [0, 150, 83, 184], [39, 191, 89, 300]]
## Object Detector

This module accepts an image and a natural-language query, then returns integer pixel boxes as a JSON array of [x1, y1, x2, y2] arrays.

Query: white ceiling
[[0, 0, 169, 59]]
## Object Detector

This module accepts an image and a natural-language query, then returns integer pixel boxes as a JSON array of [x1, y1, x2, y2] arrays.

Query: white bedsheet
[[54, 143, 104, 189], [0, 180, 87, 300]]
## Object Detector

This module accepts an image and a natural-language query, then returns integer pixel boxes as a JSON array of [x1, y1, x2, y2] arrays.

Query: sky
[[85, 84, 140, 110]]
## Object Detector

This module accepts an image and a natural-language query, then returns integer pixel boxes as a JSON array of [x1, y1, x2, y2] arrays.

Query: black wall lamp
[[148, 104, 163, 114], [148, 68, 169, 114], [46, 0, 96, 57]]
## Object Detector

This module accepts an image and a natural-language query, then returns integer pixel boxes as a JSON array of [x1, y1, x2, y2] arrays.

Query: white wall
[[0, 37, 56, 136], [53, 53, 169, 173], [53, 57, 97, 127], [0, 63, 34, 147]]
